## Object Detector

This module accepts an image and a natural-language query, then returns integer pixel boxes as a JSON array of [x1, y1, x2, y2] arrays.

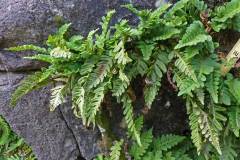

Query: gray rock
[[0, 72, 80, 160]]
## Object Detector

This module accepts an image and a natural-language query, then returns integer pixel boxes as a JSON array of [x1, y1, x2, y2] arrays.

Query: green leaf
[[138, 42, 155, 61], [175, 21, 211, 49]]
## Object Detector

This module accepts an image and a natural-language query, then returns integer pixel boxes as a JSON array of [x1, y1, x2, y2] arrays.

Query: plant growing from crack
[[7, 0, 240, 159]]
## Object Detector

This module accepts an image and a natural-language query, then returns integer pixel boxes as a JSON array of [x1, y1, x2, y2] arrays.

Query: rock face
[[0, 0, 221, 160]]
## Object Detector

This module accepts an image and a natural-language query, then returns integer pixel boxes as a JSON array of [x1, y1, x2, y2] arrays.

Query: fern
[[206, 71, 221, 103], [7, 45, 47, 53], [211, 0, 240, 32], [10, 71, 52, 106], [130, 129, 153, 160], [50, 84, 67, 111], [175, 52, 197, 82], [86, 82, 107, 126], [109, 140, 123, 160], [175, 21, 211, 49], [154, 134, 185, 152], [122, 95, 141, 146], [8, 1, 240, 159], [228, 106, 240, 137], [85, 55, 113, 90], [0, 116, 10, 146]]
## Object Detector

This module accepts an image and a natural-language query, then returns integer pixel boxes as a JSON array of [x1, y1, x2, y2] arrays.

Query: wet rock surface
[[0, 0, 222, 160]]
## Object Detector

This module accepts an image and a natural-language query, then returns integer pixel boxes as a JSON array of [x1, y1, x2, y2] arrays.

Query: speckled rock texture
[[0, 0, 223, 160]]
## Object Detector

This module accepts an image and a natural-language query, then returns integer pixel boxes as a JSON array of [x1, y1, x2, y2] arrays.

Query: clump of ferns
[[7, 0, 240, 159]]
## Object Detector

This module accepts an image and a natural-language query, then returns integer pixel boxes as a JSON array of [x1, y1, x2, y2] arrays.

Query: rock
[[0, 72, 80, 160]]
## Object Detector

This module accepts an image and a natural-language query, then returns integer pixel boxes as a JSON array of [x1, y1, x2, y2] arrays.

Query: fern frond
[[175, 52, 197, 82], [24, 54, 56, 63], [130, 129, 153, 160], [228, 106, 240, 137], [7, 45, 47, 53], [47, 23, 71, 47], [122, 95, 141, 146], [199, 111, 222, 155], [10, 71, 52, 106], [0, 116, 10, 145], [100, 10, 116, 39], [114, 40, 132, 65], [211, 0, 240, 31], [206, 71, 221, 103], [112, 79, 128, 97], [85, 55, 113, 90], [174, 73, 200, 96], [136, 59, 148, 76], [165, 0, 189, 17], [151, 26, 180, 41], [50, 84, 66, 111], [144, 83, 160, 108], [175, 21, 211, 49], [72, 78, 86, 120], [227, 79, 240, 104], [187, 99, 203, 154], [154, 134, 185, 152], [109, 140, 123, 160], [87, 82, 106, 126], [137, 42, 155, 61], [50, 47, 73, 59]]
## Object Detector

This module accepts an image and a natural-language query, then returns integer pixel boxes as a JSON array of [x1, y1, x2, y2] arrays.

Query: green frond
[[10, 71, 52, 107], [50, 47, 73, 59], [112, 79, 128, 97], [72, 78, 86, 120], [114, 40, 132, 65], [199, 111, 222, 155], [195, 89, 205, 105], [100, 10, 116, 39], [130, 129, 153, 160], [211, 0, 240, 31], [7, 45, 47, 53], [79, 58, 97, 76], [154, 134, 185, 152], [0, 116, 10, 145], [87, 82, 106, 126], [209, 104, 227, 131], [187, 99, 203, 154], [24, 54, 56, 63], [66, 35, 84, 51], [219, 141, 237, 160], [219, 82, 231, 105], [228, 106, 240, 137], [175, 21, 211, 49], [85, 55, 113, 90], [50, 84, 67, 111], [151, 26, 180, 41], [137, 42, 155, 61], [206, 71, 221, 103], [109, 140, 123, 160], [228, 79, 240, 104], [122, 95, 141, 146], [165, 0, 189, 17], [144, 83, 160, 108], [175, 52, 197, 82], [136, 59, 148, 76], [174, 74, 200, 96], [47, 23, 71, 47]]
